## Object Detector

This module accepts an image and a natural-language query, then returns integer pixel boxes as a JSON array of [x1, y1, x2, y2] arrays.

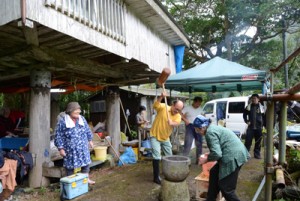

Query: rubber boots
[[152, 159, 161, 185]]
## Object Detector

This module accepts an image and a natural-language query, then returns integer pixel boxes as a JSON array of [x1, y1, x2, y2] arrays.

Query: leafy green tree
[[286, 32, 300, 87], [161, 0, 300, 89], [162, 0, 300, 63], [59, 91, 93, 119], [239, 31, 300, 89]]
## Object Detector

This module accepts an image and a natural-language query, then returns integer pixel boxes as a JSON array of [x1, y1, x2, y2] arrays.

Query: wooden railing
[[45, 0, 126, 43]]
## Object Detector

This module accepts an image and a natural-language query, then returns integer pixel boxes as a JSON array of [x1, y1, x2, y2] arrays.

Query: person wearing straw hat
[[54, 102, 95, 184], [194, 115, 249, 201]]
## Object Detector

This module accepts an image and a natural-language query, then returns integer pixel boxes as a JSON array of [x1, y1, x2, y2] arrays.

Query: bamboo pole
[[275, 168, 285, 189], [259, 94, 300, 102], [270, 46, 300, 73], [286, 82, 300, 94], [279, 102, 287, 165], [119, 98, 131, 134], [265, 101, 274, 201], [104, 136, 125, 166]]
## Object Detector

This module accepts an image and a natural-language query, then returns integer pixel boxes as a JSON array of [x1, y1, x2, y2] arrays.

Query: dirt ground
[[10, 143, 265, 201]]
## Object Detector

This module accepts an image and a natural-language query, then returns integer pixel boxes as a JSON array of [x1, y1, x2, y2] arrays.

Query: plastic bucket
[[132, 147, 138, 160], [94, 146, 107, 161]]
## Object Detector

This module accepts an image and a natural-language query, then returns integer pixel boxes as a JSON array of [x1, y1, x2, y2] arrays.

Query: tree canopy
[[161, 0, 300, 89]]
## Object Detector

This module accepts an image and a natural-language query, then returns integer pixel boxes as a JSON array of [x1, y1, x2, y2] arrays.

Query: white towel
[[246, 103, 265, 113], [65, 114, 84, 128]]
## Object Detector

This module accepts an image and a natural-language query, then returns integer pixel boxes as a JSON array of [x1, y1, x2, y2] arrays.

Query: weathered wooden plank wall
[[0, 0, 21, 26], [126, 9, 175, 73], [26, 0, 125, 58], [23, 0, 176, 73], [44, 0, 126, 43], [125, 1, 176, 73]]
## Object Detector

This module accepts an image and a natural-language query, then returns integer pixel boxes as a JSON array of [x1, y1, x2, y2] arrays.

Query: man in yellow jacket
[[150, 92, 183, 184]]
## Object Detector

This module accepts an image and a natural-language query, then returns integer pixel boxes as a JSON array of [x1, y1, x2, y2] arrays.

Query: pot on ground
[[162, 155, 191, 182]]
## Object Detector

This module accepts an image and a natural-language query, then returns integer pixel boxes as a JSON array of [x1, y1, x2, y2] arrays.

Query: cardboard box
[[60, 173, 88, 199]]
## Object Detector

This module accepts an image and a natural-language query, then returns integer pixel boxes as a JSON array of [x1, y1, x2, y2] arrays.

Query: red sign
[[241, 74, 258, 80]]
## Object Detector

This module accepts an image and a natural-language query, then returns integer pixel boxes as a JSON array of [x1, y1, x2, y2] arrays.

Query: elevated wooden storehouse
[[0, 0, 189, 187]]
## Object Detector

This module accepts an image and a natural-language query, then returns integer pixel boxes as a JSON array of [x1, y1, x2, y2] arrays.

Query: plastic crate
[[0, 138, 29, 150]]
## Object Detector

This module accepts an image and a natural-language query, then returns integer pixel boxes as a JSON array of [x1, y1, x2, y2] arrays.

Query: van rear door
[[202, 102, 216, 125], [225, 101, 247, 135]]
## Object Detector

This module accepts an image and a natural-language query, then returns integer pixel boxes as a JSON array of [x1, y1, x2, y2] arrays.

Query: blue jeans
[[183, 124, 202, 158]]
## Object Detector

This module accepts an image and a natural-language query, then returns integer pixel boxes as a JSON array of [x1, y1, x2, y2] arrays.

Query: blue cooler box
[[60, 173, 88, 199]]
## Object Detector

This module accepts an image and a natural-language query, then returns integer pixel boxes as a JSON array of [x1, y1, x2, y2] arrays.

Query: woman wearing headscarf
[[193, 115, 249, 201], [55, 102, 95, 184]]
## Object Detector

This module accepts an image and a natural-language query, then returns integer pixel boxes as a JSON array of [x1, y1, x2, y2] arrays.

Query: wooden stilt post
[[106, 86, 121, 158], [29, 70, 51, 187]]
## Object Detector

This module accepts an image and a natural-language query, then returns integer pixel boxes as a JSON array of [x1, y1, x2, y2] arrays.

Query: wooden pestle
[[157, 68, 171, 122]]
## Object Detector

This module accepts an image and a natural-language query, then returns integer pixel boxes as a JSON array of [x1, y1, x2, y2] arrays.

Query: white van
[[202, 96, 249, 137]]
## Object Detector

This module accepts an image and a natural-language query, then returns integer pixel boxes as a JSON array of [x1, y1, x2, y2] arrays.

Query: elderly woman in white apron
[[55, 102, 95, 184]]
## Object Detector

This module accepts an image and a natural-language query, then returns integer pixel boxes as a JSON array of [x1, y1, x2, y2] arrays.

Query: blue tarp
[[174, 45, 185, 73]]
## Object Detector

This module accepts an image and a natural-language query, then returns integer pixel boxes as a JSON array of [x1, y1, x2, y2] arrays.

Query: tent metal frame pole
[[188, 86, 192, 105]]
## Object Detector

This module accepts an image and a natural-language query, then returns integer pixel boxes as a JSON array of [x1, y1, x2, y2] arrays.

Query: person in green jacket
[[193, 115, 250, 201]]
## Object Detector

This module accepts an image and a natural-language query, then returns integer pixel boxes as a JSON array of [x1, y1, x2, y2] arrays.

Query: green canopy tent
[[165, 57, 267, 93]]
